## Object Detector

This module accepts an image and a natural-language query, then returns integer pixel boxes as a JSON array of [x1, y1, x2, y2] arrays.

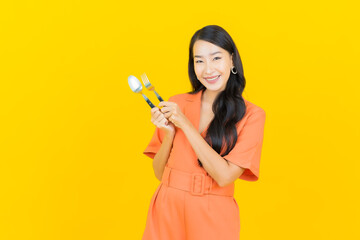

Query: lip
[[204, 75, 220, 84], [204, 75, 220, 80]]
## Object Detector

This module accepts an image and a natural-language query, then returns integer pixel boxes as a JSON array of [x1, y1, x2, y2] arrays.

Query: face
[[193, 40, 234, 93]]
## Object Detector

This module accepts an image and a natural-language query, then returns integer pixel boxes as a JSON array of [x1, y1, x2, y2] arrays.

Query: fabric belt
[[161, 166, 234, 197]]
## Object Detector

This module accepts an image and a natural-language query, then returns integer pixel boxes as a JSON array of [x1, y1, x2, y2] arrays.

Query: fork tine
[[141, 72, 164, 102], [141, 73, 152, 89]]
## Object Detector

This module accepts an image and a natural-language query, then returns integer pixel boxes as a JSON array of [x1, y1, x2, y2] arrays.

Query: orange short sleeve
[[222, 109, 266, 181], [143, 126, 165, 160]]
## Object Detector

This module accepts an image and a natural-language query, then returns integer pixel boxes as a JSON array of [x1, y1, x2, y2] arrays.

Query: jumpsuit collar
[[184, 89, 209, 137]]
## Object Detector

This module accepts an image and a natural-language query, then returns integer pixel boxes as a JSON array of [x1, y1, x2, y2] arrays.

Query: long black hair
[[188, 25, 247, 167]]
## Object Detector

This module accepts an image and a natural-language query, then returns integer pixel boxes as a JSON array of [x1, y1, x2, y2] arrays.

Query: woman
[[142, 25, 266, 240]]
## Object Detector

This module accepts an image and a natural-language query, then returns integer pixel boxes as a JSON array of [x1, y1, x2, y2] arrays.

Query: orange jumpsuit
[[142, 89, 266, 240]]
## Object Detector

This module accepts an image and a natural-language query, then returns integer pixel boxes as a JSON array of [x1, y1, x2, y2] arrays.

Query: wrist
[[164, 131, 175, 140], [181, 119, 194, 133]]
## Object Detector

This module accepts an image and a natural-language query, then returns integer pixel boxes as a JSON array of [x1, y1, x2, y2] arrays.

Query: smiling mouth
[[205, 75, 220, 81]]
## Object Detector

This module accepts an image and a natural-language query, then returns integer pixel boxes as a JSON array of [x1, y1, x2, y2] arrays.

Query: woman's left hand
[[158, 101, 190, 129]]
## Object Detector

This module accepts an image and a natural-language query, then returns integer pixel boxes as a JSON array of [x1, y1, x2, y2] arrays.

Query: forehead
[[193, 40, 225, 56]]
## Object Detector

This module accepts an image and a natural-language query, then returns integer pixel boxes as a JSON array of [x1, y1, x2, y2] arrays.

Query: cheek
[[194, 65, 203, 75], [219, 61, 230, 72]]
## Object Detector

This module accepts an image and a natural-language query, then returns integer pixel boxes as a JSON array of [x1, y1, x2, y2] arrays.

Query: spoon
[[128, 75, 155, 108]]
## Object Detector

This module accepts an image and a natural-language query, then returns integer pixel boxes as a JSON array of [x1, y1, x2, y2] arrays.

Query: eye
[[195, 60, 203, 63], [214, 57, 221, 60]]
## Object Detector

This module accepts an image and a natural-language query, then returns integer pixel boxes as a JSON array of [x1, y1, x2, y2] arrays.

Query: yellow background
[[1, 0, 359, 239]]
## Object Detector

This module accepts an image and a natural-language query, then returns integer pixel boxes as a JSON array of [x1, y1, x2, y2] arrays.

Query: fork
[[141, 73, 164, 102]]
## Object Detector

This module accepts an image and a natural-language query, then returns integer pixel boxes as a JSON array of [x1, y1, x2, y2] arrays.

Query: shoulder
[[168, 92, 197, 104], [168, 93, 187, 102], [243, 99, 266, 121], [232, 99, 266, 134]]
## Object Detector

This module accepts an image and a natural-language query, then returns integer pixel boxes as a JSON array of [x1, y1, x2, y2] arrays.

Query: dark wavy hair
[[187, 25, 247, 167]]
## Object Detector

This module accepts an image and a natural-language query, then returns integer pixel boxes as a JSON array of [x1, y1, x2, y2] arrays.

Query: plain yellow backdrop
[[1, 0, 359, 239]]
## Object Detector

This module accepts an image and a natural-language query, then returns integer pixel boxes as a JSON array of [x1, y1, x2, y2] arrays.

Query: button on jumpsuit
[[142, 90, 266, 240]]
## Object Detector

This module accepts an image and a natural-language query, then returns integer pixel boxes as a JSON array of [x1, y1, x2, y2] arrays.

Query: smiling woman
[[142, 25, 266, 240]]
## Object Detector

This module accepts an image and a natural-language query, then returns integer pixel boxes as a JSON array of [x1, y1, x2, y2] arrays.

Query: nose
[[204, 62, 215, 74]]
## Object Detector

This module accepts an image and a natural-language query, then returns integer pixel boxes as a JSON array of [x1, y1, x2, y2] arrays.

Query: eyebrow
[[194, 51, 222, 58]]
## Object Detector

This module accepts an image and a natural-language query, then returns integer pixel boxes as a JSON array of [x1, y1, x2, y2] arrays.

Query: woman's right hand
[[151, 107, 175, 136]]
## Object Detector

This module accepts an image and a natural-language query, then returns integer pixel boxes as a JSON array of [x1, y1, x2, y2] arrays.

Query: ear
[[231, 53, 234, 66]]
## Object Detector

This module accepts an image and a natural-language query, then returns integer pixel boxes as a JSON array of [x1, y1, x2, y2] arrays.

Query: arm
[[158, 100, 244, 187], [148, 105, 176, 181], [152, 132, 175, 181], [181, 122, 244, 187]]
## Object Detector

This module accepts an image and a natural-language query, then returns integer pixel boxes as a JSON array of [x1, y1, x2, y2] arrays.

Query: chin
[[205, 86, 224, 92]]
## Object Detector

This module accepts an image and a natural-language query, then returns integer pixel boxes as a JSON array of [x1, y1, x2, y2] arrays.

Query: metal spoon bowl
[[128, 75, 155, 108]]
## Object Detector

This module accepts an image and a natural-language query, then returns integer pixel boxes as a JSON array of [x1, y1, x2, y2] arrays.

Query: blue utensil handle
[[141, 93, 155, 108], [154, 91, 164, 102]]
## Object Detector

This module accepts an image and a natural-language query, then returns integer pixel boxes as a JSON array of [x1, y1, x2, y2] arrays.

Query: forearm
[[181, 122, 230, 187], [152, 133, 175, 181]]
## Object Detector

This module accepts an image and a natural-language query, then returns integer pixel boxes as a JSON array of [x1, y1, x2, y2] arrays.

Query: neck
[[202, 89, 220, 105]]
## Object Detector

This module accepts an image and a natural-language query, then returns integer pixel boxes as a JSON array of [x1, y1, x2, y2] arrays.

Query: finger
[[151, 107, 159, 113], [160, 106, 172, 114], [164, 112, 172, 118], [155, 112, 165, 123], [158, 101, 168, 107], [160, 117, 168, 126], [151, 109, 161, 119], [158, 101, 174, 108], [168, 114, 175, 122]]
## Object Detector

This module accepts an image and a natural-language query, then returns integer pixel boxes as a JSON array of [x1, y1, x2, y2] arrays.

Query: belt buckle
[[190, 173, 205, 196]]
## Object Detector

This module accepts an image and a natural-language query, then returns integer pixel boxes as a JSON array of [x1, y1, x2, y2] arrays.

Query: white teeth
[[206, 75, 219, 81]]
